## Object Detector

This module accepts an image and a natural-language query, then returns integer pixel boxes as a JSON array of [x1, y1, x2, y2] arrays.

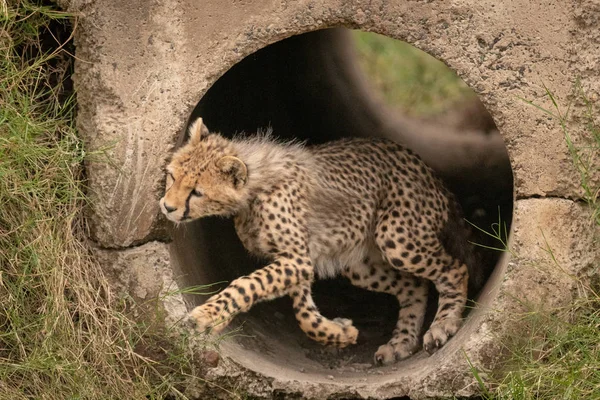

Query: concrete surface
[[94, 241, 188, 326], [65, 0, 599, 247]]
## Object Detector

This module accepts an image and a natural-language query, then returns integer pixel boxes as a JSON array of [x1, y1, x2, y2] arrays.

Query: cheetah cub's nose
[[163, 202, 177, 213]]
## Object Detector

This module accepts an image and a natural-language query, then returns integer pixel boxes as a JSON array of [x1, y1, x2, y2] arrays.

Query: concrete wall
[[63, 0, 600, 398]]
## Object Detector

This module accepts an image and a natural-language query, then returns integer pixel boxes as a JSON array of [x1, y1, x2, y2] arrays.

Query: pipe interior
[[170, 28, 514, 376]]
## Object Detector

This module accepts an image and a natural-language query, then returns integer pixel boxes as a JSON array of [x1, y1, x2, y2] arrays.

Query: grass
[[494, 295, 600, 399], [0, 2, 198, 399], [352, 30, 475, 117]]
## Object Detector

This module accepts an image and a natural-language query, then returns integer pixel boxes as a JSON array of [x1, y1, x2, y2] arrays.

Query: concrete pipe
[[67, 0, 599, 398]]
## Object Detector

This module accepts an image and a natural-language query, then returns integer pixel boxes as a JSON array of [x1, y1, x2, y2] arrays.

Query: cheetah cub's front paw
[[374, 340, 419, 365], [423, 318, 462, 354], [186, 304, 229, 334]]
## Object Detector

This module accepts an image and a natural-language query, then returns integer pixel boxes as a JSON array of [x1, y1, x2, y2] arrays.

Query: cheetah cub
[[160, 118, 477, 364]]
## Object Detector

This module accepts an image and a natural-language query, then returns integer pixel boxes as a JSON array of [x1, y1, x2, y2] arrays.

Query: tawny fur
[[160, 118, 475, 364]]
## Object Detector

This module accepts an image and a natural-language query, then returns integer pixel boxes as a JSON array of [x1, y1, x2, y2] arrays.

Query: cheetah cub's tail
[[438, 195, 484, 298]]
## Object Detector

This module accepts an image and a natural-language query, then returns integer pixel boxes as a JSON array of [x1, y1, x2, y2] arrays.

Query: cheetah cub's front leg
[[186, 255, 312, 333], [187, 254, 358, 348]]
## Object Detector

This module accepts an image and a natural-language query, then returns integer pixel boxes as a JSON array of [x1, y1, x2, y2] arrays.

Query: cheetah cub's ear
[[217, 155, 248, 188], [188, 117, 210, 145]]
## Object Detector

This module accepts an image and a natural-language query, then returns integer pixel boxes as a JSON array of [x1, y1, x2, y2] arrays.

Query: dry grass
[[0, 2, 195, 398]]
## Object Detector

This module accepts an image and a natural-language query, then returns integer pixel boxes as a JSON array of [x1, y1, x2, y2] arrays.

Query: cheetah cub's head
[[160, 118, 248, 223]]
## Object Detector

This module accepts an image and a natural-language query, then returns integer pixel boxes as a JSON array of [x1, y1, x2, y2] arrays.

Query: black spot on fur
[[411, 255, 422, 265], [391, 258, 404, 267]]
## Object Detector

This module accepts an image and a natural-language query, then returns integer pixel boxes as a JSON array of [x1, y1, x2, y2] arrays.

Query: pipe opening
[[170, 28, 513, 377]]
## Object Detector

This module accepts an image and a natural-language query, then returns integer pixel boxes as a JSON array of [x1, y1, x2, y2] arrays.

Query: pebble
[[201, 350, 220, 368]]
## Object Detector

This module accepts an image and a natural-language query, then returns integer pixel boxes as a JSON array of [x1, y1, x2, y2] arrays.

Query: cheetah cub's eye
[[191, 189, 203, 197], [165, 172, 175, 190]]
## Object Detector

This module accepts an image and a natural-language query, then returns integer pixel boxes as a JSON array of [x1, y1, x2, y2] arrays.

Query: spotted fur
[[160, 118, 476, 364]]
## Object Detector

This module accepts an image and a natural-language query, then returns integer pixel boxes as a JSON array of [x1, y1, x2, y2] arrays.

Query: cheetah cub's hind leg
[[376, 218, 469, 355], [421, 257, 468, 353], [343, 251, 428, 364]]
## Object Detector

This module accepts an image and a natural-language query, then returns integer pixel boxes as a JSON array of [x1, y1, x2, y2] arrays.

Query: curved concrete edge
[[92, 198, 598, 399], [62, 0, 600, 248]]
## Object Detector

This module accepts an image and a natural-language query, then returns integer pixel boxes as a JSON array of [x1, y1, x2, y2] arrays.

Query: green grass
[[0, 2, 197, 399], [352, 30, 475, 117], [495, 295, 600, 399]]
